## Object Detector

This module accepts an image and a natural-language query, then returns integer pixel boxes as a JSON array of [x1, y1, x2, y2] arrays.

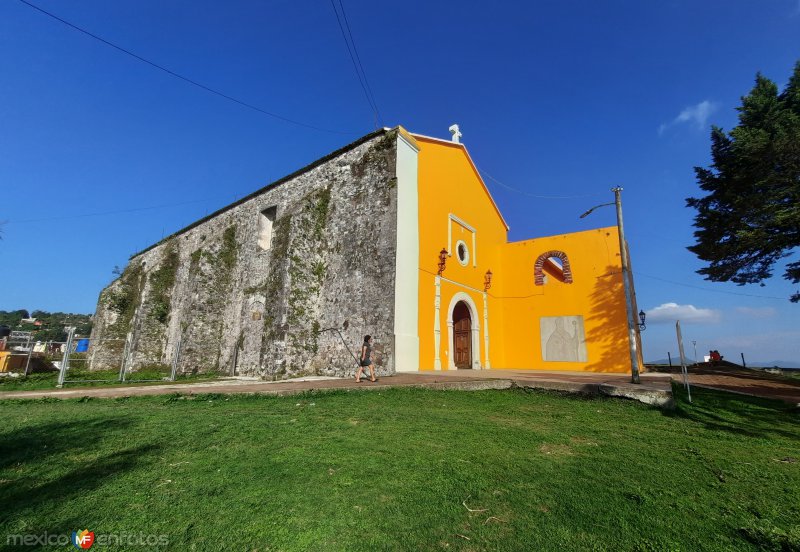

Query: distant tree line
[[0, 310, 93, 340]]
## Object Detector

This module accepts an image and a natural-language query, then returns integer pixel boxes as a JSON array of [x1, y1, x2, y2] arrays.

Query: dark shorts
[[360, 359, 372, 367]]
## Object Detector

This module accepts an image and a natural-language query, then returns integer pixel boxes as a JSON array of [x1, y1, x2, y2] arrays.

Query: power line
[[329, 0, 382, 128], [421, 263, 786, 301], [337, 0, 382, 127], [329, 0, 380, 127], [479, 168, 607, 200], [5, 196, 228, 224], [17, 0, 355, 135], [418, 267, 544, 299], [633, 271, 786, 300]]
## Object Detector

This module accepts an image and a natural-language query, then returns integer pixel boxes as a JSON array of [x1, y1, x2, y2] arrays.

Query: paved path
[[672, 366, 800, 405], [6, 367, 794, 405], [0, 370, 673, 406]]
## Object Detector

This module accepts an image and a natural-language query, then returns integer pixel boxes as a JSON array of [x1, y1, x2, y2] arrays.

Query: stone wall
[[90, 130, 400, 378]]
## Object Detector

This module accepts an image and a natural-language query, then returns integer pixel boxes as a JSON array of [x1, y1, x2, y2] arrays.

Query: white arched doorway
[[446, 292, 481, 369]]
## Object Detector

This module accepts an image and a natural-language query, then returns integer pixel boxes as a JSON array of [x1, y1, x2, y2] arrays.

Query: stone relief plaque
[[540, 316, 587, 362]]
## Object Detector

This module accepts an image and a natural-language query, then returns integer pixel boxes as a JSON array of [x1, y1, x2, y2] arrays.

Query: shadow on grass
[[0, 443, 160, 517], [0, 417, 161, 548], [0, 417, 133, 471], [668, 383, 799, 440]]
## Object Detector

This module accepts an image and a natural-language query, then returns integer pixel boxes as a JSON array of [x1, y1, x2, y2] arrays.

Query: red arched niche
[[534, 250, 573, 285]]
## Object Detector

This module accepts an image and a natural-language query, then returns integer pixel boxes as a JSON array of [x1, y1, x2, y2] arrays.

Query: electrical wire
[[633, 271, 786, 300], [337, 0, 382, 127], [4, 196, 228, 224], [420, 266, 786, 301], [17, 0, 355, 135], [479, 171, 789, 301], [479, 167, 607, 200], [329, 0, 382, 128], [418, 267, 543, 300]]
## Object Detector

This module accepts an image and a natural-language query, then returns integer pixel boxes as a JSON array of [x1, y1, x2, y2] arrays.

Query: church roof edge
[[129, 128, 389, 260]]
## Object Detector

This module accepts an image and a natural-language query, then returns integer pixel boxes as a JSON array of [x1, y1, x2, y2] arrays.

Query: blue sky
[[1, 0, 798, 364]]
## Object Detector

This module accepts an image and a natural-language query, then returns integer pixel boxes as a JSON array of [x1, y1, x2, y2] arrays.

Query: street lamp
[[638, 310, 646, 331], [580, 187, 642, 384], [579, 202, 615, 219]]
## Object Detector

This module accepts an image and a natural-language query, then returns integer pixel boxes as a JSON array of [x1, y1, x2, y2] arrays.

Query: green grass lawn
[[0, 387, 798, 551], [0, 368, 220, 392]]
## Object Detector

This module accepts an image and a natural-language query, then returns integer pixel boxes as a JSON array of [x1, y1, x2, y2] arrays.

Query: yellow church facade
[[92, 124, 642, 377], [393, 127, 642, 374]]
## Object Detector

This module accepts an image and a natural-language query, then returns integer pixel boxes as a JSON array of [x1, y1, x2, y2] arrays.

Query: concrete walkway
[[0, 369, 673, 407], [667, 366, 800, 406]]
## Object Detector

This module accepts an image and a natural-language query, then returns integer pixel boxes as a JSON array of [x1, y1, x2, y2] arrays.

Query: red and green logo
[[71, 529, 94, 549]]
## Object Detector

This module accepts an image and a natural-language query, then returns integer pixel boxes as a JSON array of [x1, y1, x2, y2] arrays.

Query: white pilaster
[[393, 131, 420, 372], [482, 292, 490, 369], [434, 276, 441, 370]]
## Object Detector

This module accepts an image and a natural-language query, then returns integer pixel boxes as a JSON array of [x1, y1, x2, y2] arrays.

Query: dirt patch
[[488, 415, 532, 429], [681, 371, 800, 404], [539, 443, 574, 456]]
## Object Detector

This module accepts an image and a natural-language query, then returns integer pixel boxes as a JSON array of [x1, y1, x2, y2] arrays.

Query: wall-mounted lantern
[[638, 310, 647, 331], [437, 248, 448, 276], [484, 269, 493, 292]]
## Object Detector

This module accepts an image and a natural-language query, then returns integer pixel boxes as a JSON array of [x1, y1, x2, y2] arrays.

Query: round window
[[456, 240, 469, 266]]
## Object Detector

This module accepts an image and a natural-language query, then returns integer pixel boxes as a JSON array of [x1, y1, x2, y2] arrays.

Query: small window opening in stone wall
[[258, 206, 277, 250]]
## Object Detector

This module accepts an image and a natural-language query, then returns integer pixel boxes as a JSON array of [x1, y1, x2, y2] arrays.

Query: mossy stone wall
[[90, 132, 399, 378]]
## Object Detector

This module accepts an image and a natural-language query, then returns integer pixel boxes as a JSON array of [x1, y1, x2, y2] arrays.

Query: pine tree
[[687, 62, 800, 302]]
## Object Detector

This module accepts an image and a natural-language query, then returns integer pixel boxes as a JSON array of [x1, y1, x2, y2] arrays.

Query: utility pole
[[580, 187, 642, 384], [612, 187, 641, 384]]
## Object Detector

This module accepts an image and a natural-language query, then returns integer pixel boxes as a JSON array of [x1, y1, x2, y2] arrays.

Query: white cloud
[[735, 306, 777, 319], [645, 302, 721, 324], [658, 100, 717, 135]]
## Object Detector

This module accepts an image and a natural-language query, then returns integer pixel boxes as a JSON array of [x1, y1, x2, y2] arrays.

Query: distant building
[[90, 126, 642, 378]]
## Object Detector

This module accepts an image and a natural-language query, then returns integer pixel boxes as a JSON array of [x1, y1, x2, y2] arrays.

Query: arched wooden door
[[453, 301, 472, 369]]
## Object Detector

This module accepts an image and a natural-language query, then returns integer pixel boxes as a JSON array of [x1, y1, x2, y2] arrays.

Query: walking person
[[355, 335, 377, 383]]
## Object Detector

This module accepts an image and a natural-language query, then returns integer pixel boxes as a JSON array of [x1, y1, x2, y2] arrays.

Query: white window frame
[[455, 240, 469, 266], [447, 213, 477, 267]]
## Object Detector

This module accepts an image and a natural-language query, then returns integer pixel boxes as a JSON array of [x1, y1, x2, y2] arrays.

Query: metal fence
[[54, 328, 182, 388], [2, 331, 37, 376], [4, 325, 357, 384], [57, 328, 125, 387]]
